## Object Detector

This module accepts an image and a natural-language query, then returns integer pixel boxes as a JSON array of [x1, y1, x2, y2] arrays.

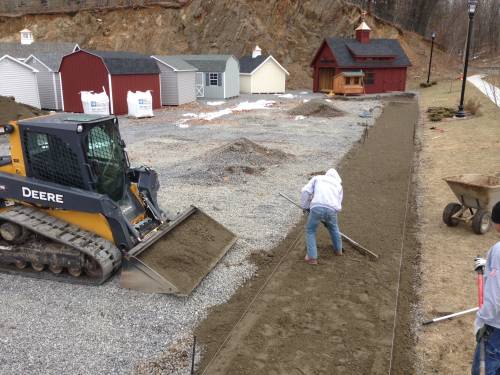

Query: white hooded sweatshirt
[[300, 168, 343, 212], [475, 242, 500, 333]]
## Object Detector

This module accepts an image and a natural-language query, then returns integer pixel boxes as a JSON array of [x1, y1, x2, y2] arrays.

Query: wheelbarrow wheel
[[472, 210, 491, 235], [443, 203, 462, 226]]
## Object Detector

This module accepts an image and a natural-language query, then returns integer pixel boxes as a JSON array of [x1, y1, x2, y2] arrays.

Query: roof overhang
[[0, 54, 39, 73], [246, 55, 289, 76], [150, 56, 197, 72], [25, 54, 53, 72]]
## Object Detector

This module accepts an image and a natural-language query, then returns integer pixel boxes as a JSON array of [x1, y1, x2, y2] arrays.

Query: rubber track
[[0, 205, 122, 285]]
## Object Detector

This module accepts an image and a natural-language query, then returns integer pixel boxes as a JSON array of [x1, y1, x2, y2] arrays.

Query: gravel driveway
[[0, 92, 381, 374]]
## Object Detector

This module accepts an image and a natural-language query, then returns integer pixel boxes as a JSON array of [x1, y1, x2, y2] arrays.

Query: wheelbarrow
[[442, 174, 500, 234]]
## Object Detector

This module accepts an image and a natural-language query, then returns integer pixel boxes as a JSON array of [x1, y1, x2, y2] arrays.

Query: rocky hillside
[[0, 0, 457, 88]]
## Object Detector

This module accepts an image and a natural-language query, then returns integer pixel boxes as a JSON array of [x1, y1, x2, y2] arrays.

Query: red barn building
[[59, 50, 161, 115], [311, 20, 411, 94]]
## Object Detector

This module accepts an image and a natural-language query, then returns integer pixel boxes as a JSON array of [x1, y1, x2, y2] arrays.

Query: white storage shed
[[151, 55, 197, 105], [25, 53, 64, 110], [240, 46, 289, 94], [0, 55, 40, 108]]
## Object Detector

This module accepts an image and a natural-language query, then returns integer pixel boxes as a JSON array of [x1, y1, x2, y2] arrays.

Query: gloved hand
[[474, 257, 486, 272]]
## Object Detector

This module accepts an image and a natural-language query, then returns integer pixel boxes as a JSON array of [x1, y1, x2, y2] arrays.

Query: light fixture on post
[[426, 32, 436, 85], [456, 0, 478, 118]]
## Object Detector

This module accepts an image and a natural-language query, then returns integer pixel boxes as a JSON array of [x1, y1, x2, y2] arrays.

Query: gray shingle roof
[[239, 54, 269, 73], [152, 55, 197, 71], [82, 50, 160, 75], [27, 52, 67, 71], [345, 41, 395, 57], [0, 42, 78, 59], [325, 38, 411, 68], [175, 55, 234, 72]]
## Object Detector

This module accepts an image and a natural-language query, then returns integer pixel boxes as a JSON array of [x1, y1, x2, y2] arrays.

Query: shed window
[[365, 72, 375, 85], [209, 73, 219, 86]]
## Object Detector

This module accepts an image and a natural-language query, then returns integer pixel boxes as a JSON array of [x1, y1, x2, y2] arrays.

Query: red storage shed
[[310, 19, 411, 94], [59, 50, 161, 115]]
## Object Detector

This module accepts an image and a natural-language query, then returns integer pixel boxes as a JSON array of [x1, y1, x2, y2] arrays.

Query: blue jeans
[[306, 206, 342, 259], [472, 326, 500, 375]]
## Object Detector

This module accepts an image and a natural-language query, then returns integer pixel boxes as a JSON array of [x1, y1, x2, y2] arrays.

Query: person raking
[[300, 168, 343, 265], [472, 201, 500, 374]]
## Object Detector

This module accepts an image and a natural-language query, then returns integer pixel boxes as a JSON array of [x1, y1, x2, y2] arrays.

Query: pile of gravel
[[288, 99, 344, 118], [179, 137, 291, 184], [134, 335, 199, 375]]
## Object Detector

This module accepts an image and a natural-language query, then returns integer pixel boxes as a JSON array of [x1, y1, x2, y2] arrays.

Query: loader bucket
[[120, 206, 237, 296]]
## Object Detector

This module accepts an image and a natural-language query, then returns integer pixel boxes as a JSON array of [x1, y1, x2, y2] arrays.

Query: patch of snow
[[325, 99, 333, 103], [295, 115, 306, 120], [233, 100, 275, 111], [177, 123, 190, 128], [199, 108, 233, 121], [303, 99, 310, 103], [299, 91, 309, 95], [468, 74, 500, 108], [182, 100, 275, 122], [277, 93, 295, 99], [207, 101, 225, 106]]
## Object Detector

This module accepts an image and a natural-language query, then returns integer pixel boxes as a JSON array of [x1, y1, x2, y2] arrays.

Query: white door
[[195, 72, 204, 97]]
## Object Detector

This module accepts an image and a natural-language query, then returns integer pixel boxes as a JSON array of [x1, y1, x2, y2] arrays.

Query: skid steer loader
[[0, 113, 236, 296]]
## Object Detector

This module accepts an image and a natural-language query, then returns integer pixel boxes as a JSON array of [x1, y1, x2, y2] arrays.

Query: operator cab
[[13, 114, 145, 223]]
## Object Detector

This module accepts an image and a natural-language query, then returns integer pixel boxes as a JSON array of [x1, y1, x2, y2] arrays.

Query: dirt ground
[[0, 95, 46, 124], [137, 209, 236, 296], [415, 80, 500, 373], [195, 98, 419, 374]]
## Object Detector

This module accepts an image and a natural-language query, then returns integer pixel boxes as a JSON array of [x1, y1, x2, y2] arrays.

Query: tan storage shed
[[239, 46, 289, 94]]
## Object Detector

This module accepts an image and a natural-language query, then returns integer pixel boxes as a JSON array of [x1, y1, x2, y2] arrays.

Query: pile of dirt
[[136, 209, 235, 296], [288, 100, 344, 118], [0, 96, 46, 124], [427, 106, 455, 122], [183, 138, 290, 184]]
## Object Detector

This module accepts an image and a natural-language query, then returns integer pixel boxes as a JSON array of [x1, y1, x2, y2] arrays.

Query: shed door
[[319, 68, 335, 92], [195, 72, 204, 97]]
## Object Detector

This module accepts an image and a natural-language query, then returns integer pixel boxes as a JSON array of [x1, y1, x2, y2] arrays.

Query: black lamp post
[[456, 0, 478, 118], [426, 32, 436, 84]]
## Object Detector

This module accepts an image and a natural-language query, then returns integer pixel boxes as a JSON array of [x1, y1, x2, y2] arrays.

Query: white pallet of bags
[[80, 90, 110, 115], [127, 90, 154, 118]]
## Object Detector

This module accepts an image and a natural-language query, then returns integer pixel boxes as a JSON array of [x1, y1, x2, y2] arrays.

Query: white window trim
[[158, 74, 162, 106], [52, 73, 58, 110], [223, 72, 226, 98], [107, 74, 114, 114], [59, 73, 65, 111], [209, 72, 219, 86]]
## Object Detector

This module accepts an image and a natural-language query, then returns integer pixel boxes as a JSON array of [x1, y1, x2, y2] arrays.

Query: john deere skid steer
[[0, 114, 236, 295]]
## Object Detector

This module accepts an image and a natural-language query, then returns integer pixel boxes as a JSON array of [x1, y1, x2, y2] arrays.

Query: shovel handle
[[478, 270, 484, 308]]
